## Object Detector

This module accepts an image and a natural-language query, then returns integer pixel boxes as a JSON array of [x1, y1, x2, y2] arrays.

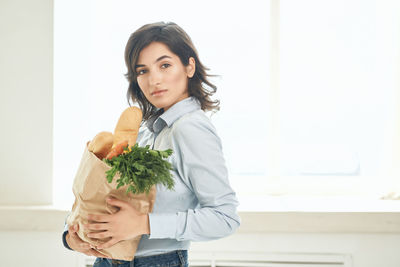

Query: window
[[54, 0, 400, 208], [274, 0, 400, 197]]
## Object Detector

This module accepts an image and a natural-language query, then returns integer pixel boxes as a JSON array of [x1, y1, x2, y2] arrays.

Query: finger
[[68, 224, 78, 233], [106, 197, 129, 209], [68, 230, 78, 239], [87, 230, 112, 239], [69, 228, 83, 239], [83, 223, 109, 231], [87, 214, 110, 223], [70, 230, 91, 245], [79, 242, 91, 250], [96, 237, 120, 250]]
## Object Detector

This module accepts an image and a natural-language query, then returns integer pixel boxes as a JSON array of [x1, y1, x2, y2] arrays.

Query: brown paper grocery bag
[[67, 142, 156, 261]]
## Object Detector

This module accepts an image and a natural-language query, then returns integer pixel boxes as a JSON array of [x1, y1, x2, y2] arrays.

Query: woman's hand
[[66, 224, 108, 258], [84, 197, 150, 250]]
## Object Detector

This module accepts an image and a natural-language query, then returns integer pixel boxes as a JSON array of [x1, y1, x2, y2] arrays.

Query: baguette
[[112, 106, 142, 148]]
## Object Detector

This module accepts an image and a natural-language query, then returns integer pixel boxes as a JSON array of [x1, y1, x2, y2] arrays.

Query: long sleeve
[[148, 115, 241, 241]]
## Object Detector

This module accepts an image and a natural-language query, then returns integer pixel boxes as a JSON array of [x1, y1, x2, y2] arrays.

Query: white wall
[[0, 231, 78, 267], [0, 0, 53, 205]]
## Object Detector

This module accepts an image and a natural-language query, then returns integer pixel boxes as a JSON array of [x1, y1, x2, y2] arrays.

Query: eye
[[161, 63, 171, 69], [136, 69, 147, 75]]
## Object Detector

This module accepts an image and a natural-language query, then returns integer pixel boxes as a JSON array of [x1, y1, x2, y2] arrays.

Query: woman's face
[[135, 41, 195, 112]]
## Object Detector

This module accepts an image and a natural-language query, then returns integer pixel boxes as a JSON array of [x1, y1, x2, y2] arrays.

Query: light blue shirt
[[135, 96, 240, 256]]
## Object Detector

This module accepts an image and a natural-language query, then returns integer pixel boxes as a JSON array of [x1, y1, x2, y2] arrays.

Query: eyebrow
[[135, 55, 172, 70]]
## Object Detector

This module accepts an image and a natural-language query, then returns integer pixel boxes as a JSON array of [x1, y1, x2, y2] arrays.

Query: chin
[[151, 99, 170, 110]]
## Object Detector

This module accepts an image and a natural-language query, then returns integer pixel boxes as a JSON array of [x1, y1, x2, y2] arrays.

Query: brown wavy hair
[[124, 21, 220, 121]]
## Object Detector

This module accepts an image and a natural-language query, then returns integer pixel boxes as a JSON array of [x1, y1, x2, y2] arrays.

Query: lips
[[151, 89, 167, 96]]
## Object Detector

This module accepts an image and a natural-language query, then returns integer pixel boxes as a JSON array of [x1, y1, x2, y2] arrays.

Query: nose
[[148, 69, 162, 87]]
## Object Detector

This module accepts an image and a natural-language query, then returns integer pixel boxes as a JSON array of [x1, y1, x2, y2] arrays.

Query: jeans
[[93, 250, 188, 267]]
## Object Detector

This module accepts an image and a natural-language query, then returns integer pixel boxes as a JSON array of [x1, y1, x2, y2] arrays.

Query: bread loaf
[[88, 131, 114, 159], [113, 106, 142, 148]]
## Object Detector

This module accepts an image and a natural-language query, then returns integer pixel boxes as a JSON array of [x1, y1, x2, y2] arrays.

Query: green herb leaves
[[103, 144, 174, 195]]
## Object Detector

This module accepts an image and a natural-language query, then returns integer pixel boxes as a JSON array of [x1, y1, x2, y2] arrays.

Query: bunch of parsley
[[103, 144, 174, 194]]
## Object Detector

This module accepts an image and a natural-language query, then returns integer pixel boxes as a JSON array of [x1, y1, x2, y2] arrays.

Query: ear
[[186, 57, 196, 78]]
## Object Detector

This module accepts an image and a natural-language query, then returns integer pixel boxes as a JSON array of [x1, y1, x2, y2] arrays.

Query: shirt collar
[[146, 96, 201, 133]]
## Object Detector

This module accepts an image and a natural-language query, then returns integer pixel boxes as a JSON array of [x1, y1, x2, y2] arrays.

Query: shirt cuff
[[148, 213, 178, 239], [62, 230, 73, 250]]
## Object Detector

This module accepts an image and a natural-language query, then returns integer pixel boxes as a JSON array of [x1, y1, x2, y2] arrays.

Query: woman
[[63, 21, 240, 267]]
